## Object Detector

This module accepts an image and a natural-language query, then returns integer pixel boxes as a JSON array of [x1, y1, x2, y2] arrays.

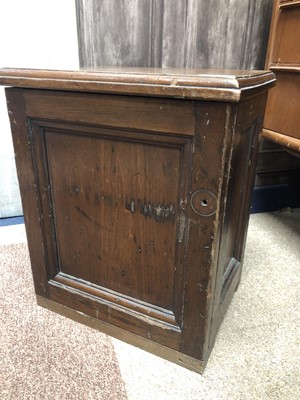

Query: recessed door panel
[[45, 130, 180, 311]]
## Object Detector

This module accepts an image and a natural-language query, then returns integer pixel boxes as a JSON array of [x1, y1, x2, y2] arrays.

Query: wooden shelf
[[262, 129, 300, 158], [269, 63, 300, 73], [279, 0, 300, 9], [263, 0, 300, 148]]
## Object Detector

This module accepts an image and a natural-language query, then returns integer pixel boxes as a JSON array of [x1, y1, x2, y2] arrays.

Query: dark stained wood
[[36, 295, 204, 373], [209, 94, 268, 354], [23, 91, 196, 135], [74, 0, 275, 194], [2, 68, 273, 373], [255, 152, 300, 187], [5, 89, 50, 297], [0, 67, 275, 102]]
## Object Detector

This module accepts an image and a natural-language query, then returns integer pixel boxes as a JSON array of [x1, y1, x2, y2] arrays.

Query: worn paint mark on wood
[[177, 212, 186, 243], [125, 197, 175, 222]]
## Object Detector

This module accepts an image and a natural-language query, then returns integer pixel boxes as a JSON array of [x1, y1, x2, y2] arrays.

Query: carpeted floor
[[0, 243, 127, 400], [0, 209, 299, 399]]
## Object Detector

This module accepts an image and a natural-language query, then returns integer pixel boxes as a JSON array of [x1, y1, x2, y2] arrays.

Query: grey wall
[[76, 0, 273, 70], [0, 1, 79, 218]]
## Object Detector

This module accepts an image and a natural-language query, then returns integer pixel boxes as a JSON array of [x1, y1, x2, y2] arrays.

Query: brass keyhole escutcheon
[[191, 189, 217, 217]]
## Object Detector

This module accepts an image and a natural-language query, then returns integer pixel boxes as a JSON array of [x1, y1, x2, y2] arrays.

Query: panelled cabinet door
[[8, 87, 238, 371], [30, 116, 191, 349], [2, 68, 275, 373], [27, 92, 197, 349]]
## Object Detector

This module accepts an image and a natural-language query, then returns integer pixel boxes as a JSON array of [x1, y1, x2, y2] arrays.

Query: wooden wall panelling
[[244, 0, 276, 69], [76, 0, 153, 67], [184, 0, 230, 69], [184, 0, 272, 70], [75, 0, 273, 70], [154, 0, 187, 68], [185, 0, 273, 69]]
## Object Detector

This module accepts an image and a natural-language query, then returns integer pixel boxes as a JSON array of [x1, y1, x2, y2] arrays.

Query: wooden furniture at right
[[262, 0, 300, 158]]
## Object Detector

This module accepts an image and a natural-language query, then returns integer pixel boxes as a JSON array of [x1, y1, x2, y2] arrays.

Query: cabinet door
[[9, 88, 197, 353]]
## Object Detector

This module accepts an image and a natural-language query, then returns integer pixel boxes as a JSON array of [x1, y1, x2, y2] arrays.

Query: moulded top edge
[[279, 0, 300, 9], [0, 67, 276, 102]]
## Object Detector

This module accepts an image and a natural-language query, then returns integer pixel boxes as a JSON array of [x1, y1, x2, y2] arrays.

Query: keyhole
[[191, 189, 217, 217], [201, 199, 208, 207]]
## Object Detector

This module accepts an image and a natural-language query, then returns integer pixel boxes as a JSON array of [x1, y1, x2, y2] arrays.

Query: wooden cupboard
[[263, 0, 300, 156], [0, 67, 274, 372]]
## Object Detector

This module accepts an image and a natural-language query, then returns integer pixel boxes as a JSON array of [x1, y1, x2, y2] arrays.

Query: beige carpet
[[112, 209, 300, 400], [0, 210, 299, 400], [0, 243, 127, 400]]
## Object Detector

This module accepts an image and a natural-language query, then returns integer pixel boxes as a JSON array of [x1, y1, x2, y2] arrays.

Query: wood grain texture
[[45, 132, 181, 309], [260, 0, 300, 188], [262, 129, 300, 155], [76, 0, 153, 67], [75, 0, 273, 70], [74, 0, 275, 189], [5, 89, 50, 297], [23, 90, 196, 135], [4, 70, 273, 372], [271, 3, 300, 65], [0, 68, 275, 102], [36, 295, 205, 373], [264, 72, 300, 139]]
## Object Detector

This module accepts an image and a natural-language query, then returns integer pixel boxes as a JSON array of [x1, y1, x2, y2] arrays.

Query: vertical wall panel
[[160, 0, 187, 68], [246, 0, 274, 69], [76, 0, 273, 70], [76, 0, 153, 67], [184, 0, 212, 68], [150, 0, 164, 67], [223, 0, 252, 69], [204, 0, 231, 69]]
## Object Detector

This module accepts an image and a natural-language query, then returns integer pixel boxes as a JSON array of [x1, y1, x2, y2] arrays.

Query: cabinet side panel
[[208, 93, 268, 355]]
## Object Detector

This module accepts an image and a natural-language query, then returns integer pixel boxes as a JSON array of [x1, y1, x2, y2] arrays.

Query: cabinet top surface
[[0, 67, 275, 102]]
